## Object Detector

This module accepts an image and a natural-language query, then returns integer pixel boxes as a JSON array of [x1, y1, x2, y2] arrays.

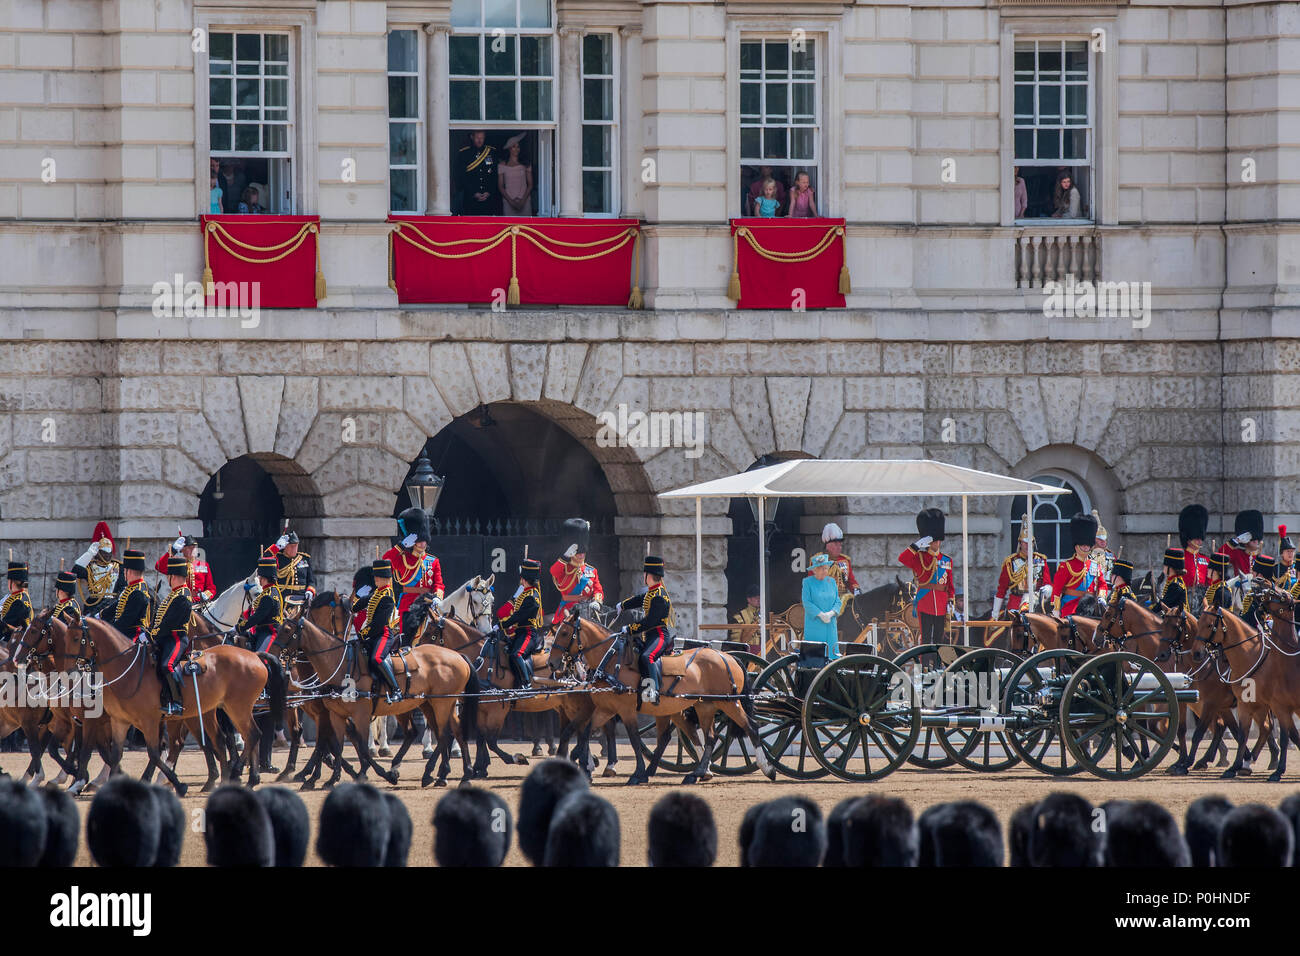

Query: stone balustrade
[[1015, 228, 1101, 288]]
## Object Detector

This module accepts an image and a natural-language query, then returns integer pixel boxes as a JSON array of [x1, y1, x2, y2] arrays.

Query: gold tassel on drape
[[837, 226, 851, 295], [627, 226, 643, 309], [312, 224, 327, 300], [727, 228, 743, 301], [388, 226, 398, 293], [507, 226, 521, 305]]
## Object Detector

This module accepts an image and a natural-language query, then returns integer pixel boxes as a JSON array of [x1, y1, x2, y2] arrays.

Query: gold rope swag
[[727, 224, 850, 301], [202, 220, 326, 300], [390, 221, 641, 308]]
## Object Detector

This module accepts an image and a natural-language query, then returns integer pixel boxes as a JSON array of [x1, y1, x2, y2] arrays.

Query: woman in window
[[1014, 167, 1028, 219], [787, 171, 818, 217], [1052, 174, 1081, 219], [499, 134, 534, 217]]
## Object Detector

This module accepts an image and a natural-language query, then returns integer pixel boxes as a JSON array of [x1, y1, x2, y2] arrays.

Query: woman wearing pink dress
[[499, 134, 533, 216]]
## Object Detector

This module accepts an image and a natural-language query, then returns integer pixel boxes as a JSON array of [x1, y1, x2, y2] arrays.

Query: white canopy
[[658, 459, 1069, 650], [660, 458, 1068, 500]]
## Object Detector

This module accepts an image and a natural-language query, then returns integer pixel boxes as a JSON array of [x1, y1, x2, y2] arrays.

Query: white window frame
[[193, 10, 317, 215], [726, 20, 841, 221], [1000, 20, 1118, 227], [1012, 38, 1094, 224], [388, 26, 426, 215], [449, 0, 557, 128], [1012, 471, 1093, 572], [580, 30, 619, 217], [739, 36, 821, 179]]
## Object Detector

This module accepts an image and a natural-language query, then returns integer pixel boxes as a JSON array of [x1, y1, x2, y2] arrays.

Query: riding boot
[[257, 712, 278, 772], [521, 654, 534, 688], [376, 656, 403, 704], [166, 670, 186, 716]]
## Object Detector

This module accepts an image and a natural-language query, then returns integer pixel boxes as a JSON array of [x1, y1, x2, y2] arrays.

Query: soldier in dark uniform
[[1107, 558, 1136, 608], [1241, 553, 1275, 629], [237, 556, 283, 772], [149, 555, 193, 716], [51, 571, 82, 627], [619, 555, 674, 705], [1203, 553, 1233, 611], [498, 559, 543, 689], [267, 531, 316, 607], [1, 561, 33, 642], [1157, 548, 1190, 615], [103, 549, 151, 641], [356, 559, 402, 704], [456, 130, 499, 215]]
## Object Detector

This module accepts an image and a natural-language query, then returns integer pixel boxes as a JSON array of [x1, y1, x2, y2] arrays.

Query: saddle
[[617, 635, 687, 676]]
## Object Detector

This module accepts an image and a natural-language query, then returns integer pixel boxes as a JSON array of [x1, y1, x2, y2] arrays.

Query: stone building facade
[[1, 0, 1298, 628]]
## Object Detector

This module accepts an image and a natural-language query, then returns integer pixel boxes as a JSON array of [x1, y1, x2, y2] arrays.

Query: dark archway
[[395, 403, 621, 610], [723, 454, 812, 620], [198, 453, 323, 591]]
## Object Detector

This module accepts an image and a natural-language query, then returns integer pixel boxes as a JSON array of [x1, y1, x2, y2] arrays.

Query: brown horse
[[273, 614, 477, 788], [1193, 599, 1300, 781], [548, 615, 775, 785], [1, 618, 90, 787], [31, 616, 282, 794], [1003, 609, 1099, 655]]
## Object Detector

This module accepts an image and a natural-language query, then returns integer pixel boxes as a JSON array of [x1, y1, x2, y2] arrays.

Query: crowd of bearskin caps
[[0, 759, 1297, 866]]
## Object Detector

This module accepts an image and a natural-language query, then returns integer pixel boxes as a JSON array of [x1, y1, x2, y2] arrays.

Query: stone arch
[[1002, 444, 1123, 557]]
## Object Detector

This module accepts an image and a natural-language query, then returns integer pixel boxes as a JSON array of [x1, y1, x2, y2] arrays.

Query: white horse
[[371, 574, 497, 758], [201, 575, 258, 631]]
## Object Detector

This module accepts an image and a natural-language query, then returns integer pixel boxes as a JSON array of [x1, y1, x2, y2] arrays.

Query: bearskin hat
[[517, 759, 589, 866], [842, 795, 919, 868], [737, 800, 767, 868], [396, 506, 431, 545], [1234, 509, 1264, 543], [916, 508, 946, 542], [1277, 793, 1300, 860], [317, 782, 391, 867], [824, 797, 861, 868], [1008, 801, 1037, 868], [1068, 512, 1099, 551], [0, 779, 48, 867], [561, 518, 590, 558], [647, 792, 717, 867], [918, 800, 1003, 867], [1218, 804, 1294, 867], [35, 785, 79, 867], [1184, 795, 1234, 867], [433, 786, 512, 868], [748, 796, 827, 867], [1179, 505, 1209, 546], [204, 785, 274, 868], [86, 776, 160, 868], [542, 791, 620, 867], [1102, 800, 1190, 867], [256, 787, 311, 868], [1028, 792, 1102, 868], [382, 792, 413, 868], [151, 784, 187, 867]]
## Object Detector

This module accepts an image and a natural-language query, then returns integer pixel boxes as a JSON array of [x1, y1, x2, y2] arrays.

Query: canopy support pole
[[758, 496, 767, 655], [695, 497, 703, 636], [1025, 493, 1036, 612], [961, 494, 970, 647]]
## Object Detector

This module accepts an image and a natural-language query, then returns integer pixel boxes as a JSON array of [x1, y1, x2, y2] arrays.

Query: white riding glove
[[172, 535, 186, 552], [1233, 531, 1252, 545], [914, 536, 933, 550], [430, 596, 442, 612], [991, 596, 1004, 618], [401, 533, 417, 549], [77, 542, 100, 566], [563, 544, 579, 559], [355, 585, 372, 600], [1038, 584, 1053, 601], [589, 598, 601, 610], [276, 534, 289, 549]]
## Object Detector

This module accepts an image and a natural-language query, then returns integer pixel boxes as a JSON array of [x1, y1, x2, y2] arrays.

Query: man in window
[[457, 130, 500, 215]]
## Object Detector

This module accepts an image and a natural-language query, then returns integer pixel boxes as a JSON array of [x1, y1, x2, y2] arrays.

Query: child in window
[[209, 172, 223, 215], [754, 178, 780, 218], [787, 171, 818, 217], [238, 185, 264, 215]]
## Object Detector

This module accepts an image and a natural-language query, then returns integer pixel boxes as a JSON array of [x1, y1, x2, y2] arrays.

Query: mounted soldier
[[384, 508, 444, 617], [1052, 512, 1101, 618], [356, 559, 402, 704], [1156, 548, 1190, 615], [810, 522, 859, 612], [155, 534, 215, 603], [899, 509, 952, 645], [237, 557, 283, 656], [102, 549, 151, 642], [551, 518, 603, 624], [51, 571, 82, 627], [1, 561, 32, 642], [617, 555, 674, 705], [149, 555, 193, 716], [73, 521, 122, 617], [1240, 553, 1275, 629], [1107, 558, 1136, 608], [1275, 525, 1298, 594], [1203, 553, 1233, 611], [1218, 509, 1261, 581], [1179, 504, 1210, 614], [1089, 509, 1114, 605], [497, 558, 543, 690], [992, 513, 1051, 618], [267, 529, 317, 608]]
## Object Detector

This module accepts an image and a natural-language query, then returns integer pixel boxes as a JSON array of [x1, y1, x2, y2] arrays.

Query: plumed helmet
[[1091, 509, 1108, 542], [1279, 524, 1295, 553], [1179, 505, 1209, 546], [1234, 510, 1264, 543], [1068, 512, 1099, 550], [91, 521, 114, 553], [821, 523, 844, 544], [916, 508, 945, 542]]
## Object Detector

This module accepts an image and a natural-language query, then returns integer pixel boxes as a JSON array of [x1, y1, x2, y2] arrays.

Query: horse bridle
[[1094, 595, 1165, 654], [550, 606, 619, 680], [1193, 604, 1269, 684]]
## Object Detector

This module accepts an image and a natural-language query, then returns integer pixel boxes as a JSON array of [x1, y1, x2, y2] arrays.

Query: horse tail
[[257, 652, 287, 733], [460, 667, 480, 739]]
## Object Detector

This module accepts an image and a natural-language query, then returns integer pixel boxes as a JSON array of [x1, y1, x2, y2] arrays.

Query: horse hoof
[[602, 766, 618, 778], [174, 783, 189, 798], [422, 749, 436, 760], [1219, 768, 1238, 780], [434, 778, 448, 788], [1268, 772, 1285, 783], [200, 782, 215, 794], [531, 745, 544, 757], [700, 771, 714, 782], [473, 769, 489, 780], [377, 747, 392, 758], [1167, 764, 1188, 777], [514, 755, 529, 766], [626, 776, 644, 786], [683, 774, 698, 785]]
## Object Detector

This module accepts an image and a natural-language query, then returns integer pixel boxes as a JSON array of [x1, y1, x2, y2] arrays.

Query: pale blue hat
[[810, 553, 833, 569]]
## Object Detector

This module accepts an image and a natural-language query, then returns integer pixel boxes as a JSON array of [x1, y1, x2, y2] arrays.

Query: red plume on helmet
[[91, 521, 114, 552]]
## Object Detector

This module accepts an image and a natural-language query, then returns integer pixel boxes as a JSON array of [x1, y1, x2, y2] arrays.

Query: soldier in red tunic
[[383, 507, 445, 616], [550, 518, 604, 624], [992, 513, 1052, 617], [1052, 512, 1102, 617], [154, 533, 215, 602], [898, 508, 952, 644], [1217, 509, 1262, 582], [1179, 504, 1210, 613]]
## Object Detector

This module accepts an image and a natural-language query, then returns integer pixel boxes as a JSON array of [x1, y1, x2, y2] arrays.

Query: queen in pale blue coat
[[803, 553, 841, 658]]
